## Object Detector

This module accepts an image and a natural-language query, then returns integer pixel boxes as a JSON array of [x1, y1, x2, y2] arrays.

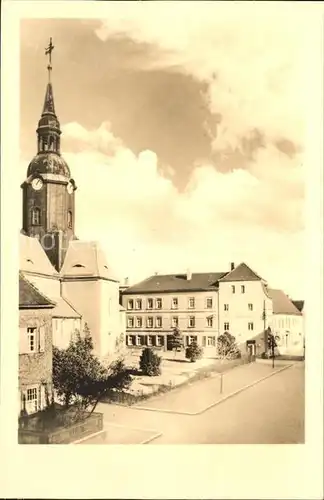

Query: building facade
[[122, 263, 303, 357], [19, 274, 55, 416], [269, 290, 304, 355]]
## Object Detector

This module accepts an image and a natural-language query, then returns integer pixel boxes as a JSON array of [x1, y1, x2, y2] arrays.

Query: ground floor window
[[186, 335, 197, 346], [127, 335, 134, 346], [156, 335, 164, 347], [22, 385, 39, 415], [207, 336, 216, 346], [127, 334, 166, 348]]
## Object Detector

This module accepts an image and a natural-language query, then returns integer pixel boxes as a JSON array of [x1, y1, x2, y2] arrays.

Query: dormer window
[[31, 207, 41, 225]]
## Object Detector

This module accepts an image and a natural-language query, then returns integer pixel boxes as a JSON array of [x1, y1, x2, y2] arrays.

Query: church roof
[[123, 272, 227, 294], [268, 289, 302, 316], [42, 82, 56, 115], [52, 296, 81, 318], [26, 153, 70, 178], [60, 240, 118, 282], [20, 233, 59, 277], [19, 273, 55, 309], [219, 262, 263, 282]]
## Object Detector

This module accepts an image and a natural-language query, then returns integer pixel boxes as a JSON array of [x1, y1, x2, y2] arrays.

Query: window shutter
[[19, 327, 29, 354], [202, 336, 206, 347], [39, 325, 46, 352]]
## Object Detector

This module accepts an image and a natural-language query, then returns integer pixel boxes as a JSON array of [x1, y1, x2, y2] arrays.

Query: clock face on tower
[[67, 182, 74, 194], [31, 177, 43, 191]]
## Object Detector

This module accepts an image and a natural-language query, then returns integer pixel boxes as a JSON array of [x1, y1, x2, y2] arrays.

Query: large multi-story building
[[121, 262, 304, 356]]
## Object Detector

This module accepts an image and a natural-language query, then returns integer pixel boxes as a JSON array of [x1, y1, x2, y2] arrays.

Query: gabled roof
[[20, 233, 58, 277], [123, 272, 227, 294], [60, 240, 118, 282], [268, 289, 302, 316], [52, 296, 81, 319], [19, 273, 56, 309], [219, 262, 263, 282], [292, 300, 304, 313]]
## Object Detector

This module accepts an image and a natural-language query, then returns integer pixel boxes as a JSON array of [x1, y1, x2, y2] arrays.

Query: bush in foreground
[[185, 341, 203, 363], [139, 347, 162, 376], [53, 325, 132, 416]]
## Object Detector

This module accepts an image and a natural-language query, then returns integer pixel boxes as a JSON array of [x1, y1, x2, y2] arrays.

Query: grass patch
[[102, 355, 254, 407]]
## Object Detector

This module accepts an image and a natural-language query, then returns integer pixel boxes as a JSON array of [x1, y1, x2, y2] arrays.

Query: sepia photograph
[[16, 9, 311, 446], [17, 9, 310, 446], [1, 1, 323, 498]]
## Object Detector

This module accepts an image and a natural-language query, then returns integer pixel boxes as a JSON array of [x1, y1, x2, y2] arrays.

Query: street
[[88, 361, 304, 445]]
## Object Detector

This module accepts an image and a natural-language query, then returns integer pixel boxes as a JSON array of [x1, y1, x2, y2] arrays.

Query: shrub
[[139, 347, 162, 376], [217, 332, 241, 359], [185, 341, 203, 362], [52, 326, 131, 414]]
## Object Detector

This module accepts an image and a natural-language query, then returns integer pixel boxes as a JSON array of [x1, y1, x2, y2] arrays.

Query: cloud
[[96, 2, 307, 153], [57, 121, 304, 297]]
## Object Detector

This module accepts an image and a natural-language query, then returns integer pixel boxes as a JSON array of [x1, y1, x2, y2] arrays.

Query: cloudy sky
[[20, 5, 307, 297]]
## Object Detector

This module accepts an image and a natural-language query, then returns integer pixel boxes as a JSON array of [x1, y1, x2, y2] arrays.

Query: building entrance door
[[246, 340, 256, 360]]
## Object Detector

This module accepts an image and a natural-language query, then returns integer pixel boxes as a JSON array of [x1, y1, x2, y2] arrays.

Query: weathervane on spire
[[45, 37, 54, 81]]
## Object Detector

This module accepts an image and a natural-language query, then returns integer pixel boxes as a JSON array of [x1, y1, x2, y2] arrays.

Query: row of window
[[127, 317, 255, 331], [224, 322, 254, 331], [127, 297, 213, 310], [277, 317, 298, 328], [127, 316, 214, 329], [232, 285, 246, 294], [127, 297, 253, 311], [31, 207, 73, 228], [126, 334, 216, 347], [224, 303, 253, 311]]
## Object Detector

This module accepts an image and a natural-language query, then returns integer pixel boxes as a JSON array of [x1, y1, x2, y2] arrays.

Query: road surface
[[93, 361, 304, 444]]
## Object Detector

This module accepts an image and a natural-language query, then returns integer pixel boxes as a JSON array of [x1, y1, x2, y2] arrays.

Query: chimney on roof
[[186, 268, 192, 280], [230, 262, 235, 271], [124, 277, 129, 286], [154, 271, 158, 276]]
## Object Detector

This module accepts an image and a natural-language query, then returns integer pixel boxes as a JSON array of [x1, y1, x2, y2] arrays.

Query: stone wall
[[18, 412, 103, 444]]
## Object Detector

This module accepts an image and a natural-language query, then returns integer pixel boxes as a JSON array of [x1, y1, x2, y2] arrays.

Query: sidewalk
[[133, 360, 294, 415]]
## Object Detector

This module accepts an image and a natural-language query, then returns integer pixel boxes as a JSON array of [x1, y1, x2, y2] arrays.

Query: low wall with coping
[[18, 411, 103, 444]]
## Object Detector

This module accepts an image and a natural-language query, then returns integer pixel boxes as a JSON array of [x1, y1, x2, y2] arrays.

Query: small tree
[[139, 347, 162, 376], [266, 328, 279, 368], [185, 340, 203, 363], [217, 332, 241, 360], [52, 327, 132, 416], [169, 327, 184, 357]]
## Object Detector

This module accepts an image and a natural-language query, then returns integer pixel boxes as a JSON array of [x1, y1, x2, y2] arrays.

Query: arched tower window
[[67, 210, 73, 229], [31, 207, 41, 225], [49, 136, 55, 151]]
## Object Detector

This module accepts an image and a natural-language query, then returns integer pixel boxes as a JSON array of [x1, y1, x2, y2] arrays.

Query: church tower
[[21, 38, 77, 271]]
